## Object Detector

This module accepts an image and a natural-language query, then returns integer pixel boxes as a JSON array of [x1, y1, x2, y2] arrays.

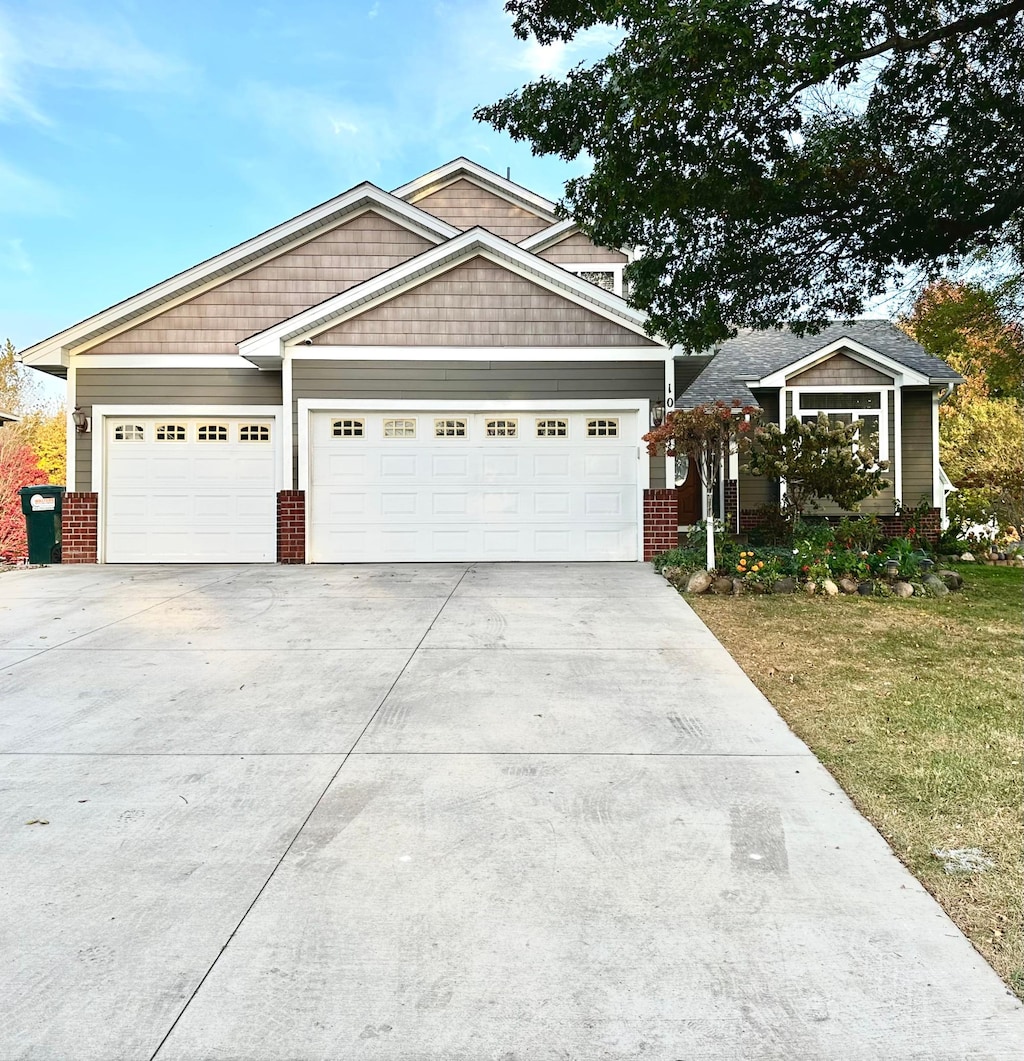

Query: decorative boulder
[[803, 580, 817, 595], [732, 578, 745, 595], [911, 581, 926, 596], [857, 580, 875, 596], [685, 570, 713, 594], [713, 576, 734, 595], [923, 573, 949, 597], [937, 569, 963, 591], [893, 581, 914, 598], [838, 577, 859, 594], [960, 552, 975, 562], [772, 577, 797, 594], [821, 579, 839, 596]]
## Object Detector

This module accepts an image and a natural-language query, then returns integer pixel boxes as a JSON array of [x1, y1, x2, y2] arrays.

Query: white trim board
[[755, 337, 930, 388], [74, 354, 267, 370], [20, 190, 460, 368], [393, 158, 559, 220], [297, 397, 651, 563], [288, 347, 667, 362], [239, 229, 663, 365]]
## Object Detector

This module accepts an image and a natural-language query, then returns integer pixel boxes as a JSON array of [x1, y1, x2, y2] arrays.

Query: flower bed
[[653, 516, 977, 598]]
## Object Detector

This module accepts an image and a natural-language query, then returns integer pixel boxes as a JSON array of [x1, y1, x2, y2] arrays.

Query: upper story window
[[577, 270, 615, 292]]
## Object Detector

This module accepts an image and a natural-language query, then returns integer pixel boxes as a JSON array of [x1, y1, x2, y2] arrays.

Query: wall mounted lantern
[[651, 399, 666, 427], [72, 407, 90, 434]]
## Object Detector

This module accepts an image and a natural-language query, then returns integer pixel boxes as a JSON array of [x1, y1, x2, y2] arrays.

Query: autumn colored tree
[[644, 401, 760, 570], [901, 280, 1024, 534], [744, 414, 890, 526], [0, 432, 43, 560]]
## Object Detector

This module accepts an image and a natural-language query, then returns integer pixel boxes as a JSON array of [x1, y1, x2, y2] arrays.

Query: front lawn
[[687, 564, 1023, 996]]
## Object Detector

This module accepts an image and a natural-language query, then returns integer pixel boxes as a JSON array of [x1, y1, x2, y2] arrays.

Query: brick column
[[880, 508, 942, 544], [724, 479, 739, 534], [61, 492, 99, 564], [277, 490, 306, 564], [643, 488, 678, 560]]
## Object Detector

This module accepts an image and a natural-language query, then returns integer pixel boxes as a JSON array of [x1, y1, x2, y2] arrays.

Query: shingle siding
[[411, 179, 551, 243]]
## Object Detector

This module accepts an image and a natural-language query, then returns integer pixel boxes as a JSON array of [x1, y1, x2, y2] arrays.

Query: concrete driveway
[[1, 562, 1020, 1060]]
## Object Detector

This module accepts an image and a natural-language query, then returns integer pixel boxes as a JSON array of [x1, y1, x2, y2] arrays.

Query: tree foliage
[[477, 1, 1024, 350], [1, 337, 39, 414], [902, 280, 1024, 533], [0, 433, 43, 561], [644, 401, 760, 568], [744, 413, 890, 522]]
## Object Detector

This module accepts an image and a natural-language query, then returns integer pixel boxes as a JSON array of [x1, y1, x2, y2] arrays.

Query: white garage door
[[104, 417, 277, 563], [309, 410, 640, 562]]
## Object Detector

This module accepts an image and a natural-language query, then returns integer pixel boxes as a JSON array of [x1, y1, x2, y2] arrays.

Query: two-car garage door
[[308, 410, 640, 562]]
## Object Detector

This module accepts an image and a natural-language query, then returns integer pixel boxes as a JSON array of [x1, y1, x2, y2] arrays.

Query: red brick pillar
[[643, 488, 678, 560], [61, 493, 99, 563], [724, 479, 739, 534], [277, 490, 306, 564]]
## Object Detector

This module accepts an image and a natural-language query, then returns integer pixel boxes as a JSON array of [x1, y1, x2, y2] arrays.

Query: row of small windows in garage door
[[113, 423, 271, 442], [332, 417, 621, 440]]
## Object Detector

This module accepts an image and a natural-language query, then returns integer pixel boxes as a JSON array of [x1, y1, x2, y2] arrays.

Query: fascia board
[[239, 229, 662, 364], [755, 336, 930, 387], [519, 219, 578, 251], [19, 186, 459, 367], [393, 157, 559, 220]]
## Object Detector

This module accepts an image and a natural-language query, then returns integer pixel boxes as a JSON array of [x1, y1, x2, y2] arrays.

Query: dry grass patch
[[689, 565, 1023, 996]]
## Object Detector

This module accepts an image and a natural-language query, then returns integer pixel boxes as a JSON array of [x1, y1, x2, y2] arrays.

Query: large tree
[[477, 2, 1024, 351]]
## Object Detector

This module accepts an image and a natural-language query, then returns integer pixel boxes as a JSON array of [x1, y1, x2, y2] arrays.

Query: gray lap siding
[[290, 358, 666, 487], [74, 368, 283, 491]]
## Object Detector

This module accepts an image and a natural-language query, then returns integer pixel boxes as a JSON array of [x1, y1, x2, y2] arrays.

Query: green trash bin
[[19, 485, 65, 565]]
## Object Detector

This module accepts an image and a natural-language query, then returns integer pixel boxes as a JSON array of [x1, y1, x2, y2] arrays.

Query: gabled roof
[[679, 321, 961, 408], [238, 226, 662, 367], [19, 184, 460, 370], [393, 157, 560, 224]]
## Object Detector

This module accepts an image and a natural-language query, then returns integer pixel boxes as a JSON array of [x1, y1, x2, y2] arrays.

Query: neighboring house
[[0, 410, 20, 427], [16, 158, 958, 565]]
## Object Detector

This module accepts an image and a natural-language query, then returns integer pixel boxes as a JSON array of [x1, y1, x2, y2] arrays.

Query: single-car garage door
[[308, 410, 640, 562], [104, 417, 277, 563]]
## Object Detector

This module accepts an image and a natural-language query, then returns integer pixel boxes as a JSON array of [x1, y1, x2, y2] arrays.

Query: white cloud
[[0, 8, 190, 124], [367, 2, 380, 18]]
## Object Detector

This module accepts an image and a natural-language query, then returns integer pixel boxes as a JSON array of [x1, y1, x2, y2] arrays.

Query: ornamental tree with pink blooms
[[643, 401, 761, 571]]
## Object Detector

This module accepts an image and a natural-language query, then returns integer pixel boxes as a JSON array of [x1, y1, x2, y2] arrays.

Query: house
[[0, 410, 20, 427], [17, 158, 958, 565]]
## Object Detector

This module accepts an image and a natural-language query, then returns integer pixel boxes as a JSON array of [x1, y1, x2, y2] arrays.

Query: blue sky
[[1, 0, 616, 397]]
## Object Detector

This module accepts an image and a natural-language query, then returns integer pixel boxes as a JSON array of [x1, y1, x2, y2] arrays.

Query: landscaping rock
[[732, 578, 745, 596], [910, 581, 926, 596], [803, 580, 817, 595], [937, 569, 963, 591], [822, 579, 839, 596], [857, 580, 875, 596], [771, 577, 797, 594], [712, 576, 734, 595], [660, 565, 683, 582], [685, 570, 713, 594], [838, 577, 859, 595], [960, 552, 976, 562], [923, 573, 949, 597], [893, 581, 914, 598]]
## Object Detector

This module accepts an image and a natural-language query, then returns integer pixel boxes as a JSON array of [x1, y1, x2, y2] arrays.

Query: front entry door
[[675, 454, 701, 526]]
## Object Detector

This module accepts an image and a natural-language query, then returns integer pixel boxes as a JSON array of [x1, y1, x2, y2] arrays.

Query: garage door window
[[435, 418, 467, 438], [113, 424, 145, 441], [486, 418, 518, 438], [384, 418, 416, 439], [155, 424, 187, 441], [536, 418, 568, 437], [587, 418, 619, 437], [332, 418, 364, 438], [197, 424, 229, 442], [239, 424, 271, 442]]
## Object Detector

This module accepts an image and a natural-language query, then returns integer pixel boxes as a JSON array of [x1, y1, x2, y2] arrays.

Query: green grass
[[688, 564, 1023, 996]]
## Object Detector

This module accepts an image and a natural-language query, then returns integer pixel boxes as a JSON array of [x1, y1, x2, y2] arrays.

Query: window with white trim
[[113, 424, 144, 441], [155, 424, 186, 441], [434, 418, 467, 438], [587, 418, 619, 437], [197, 424, 228, 442], [536, 418, 568, 437], [577, 270, 615, 292], [485, 418, 518, 438], [332, 418, 364, 438], [795, 390, 887, 462], [239, 424, 270, 442], [383, 418, 416, 439]]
